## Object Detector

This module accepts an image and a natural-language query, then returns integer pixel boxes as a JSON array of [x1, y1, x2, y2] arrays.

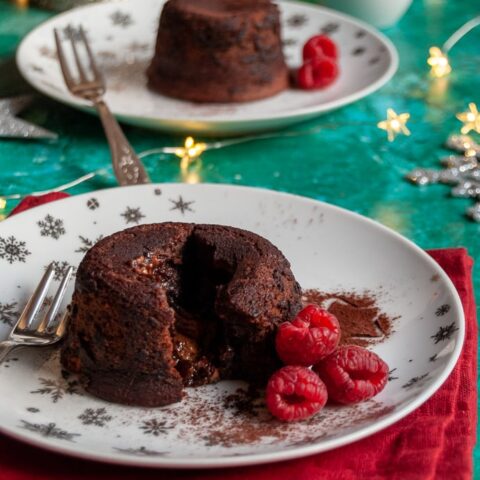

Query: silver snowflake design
[[87, 198, 99, 210], [47, 261, 76, 281], [110, 11, 133, 27], [30, 377, 80, 403], [27, 407, 40, 413], [388, 368, 398, 381], [170, 196, 195, 214], [20, 420, 80, 441], [429, 353, 438, 362], [0, 236, 31, 264], [78, 407, 112, 427], [406, 135, 480, 221], [402, 373, 429, 389], [0, 301, 18, 326], [352, 47, 366, 56], [38, 45, 56, 59], [287, 14, 308, 28], [320, 22, 339, 35], [282, 38, 298, 47], [31, 64, 44, 73], [140, 418, 173, 436], [114, 446, 167, 456], [75, 235, 104, 253], [126, 41, 149, 53], [38, 214, 65, 240], [431, 322, 458, 344], [63, 25, 82, 41], [121, 207, 145, 224], [2, 357, 18, 368], [435, 304, 451, 316]]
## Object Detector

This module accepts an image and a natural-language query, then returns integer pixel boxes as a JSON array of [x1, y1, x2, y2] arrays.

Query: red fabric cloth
[[1, 195, 476, 480], [8, 193, 70, 216]]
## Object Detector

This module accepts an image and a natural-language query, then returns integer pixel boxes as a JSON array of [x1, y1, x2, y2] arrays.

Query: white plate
[[0, 184, 463, 468], [16, 0, 398, 135]]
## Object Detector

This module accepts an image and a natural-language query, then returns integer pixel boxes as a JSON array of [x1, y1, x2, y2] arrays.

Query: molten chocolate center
[[131, 241, 234, 387]]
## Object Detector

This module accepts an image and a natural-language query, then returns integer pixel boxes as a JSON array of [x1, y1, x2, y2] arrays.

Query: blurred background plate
[[16, 0, 398, 135]]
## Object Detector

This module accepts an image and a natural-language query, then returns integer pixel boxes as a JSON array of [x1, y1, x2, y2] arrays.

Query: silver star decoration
[[406, 134, 480, 222], [169, 196, 194, 214], [0, 96, 57, 140]]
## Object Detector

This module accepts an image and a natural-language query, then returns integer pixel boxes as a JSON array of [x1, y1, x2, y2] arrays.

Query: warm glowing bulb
[[427, 46, 451, 78], [465, 148, 476, 158], [174, 136, 207, 167], [456, 103, 480, 135], [0, 198, 6, 210], [377, 108, 411, 142]]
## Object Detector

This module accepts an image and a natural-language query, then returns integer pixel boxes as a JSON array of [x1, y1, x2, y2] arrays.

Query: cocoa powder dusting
[[302, 290, 396, 347]]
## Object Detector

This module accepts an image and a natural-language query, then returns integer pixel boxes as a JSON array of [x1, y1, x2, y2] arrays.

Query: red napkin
[[8, 193, 70, 216], [0, 194, 476, 480]]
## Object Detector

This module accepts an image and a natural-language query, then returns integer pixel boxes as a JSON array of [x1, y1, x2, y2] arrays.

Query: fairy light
[[377, 108, 411, 142], [174, 137, 207, 171], [427, 16, 480, 78], [13, 0, 29, 8], [456, 103, 480, 135], [0, 197, 6, 222], [427, 46, 451, 78]]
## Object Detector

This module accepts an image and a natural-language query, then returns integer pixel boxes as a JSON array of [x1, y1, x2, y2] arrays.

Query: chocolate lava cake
[[146, 0, 289, 103], [61, 223, 302, 407]]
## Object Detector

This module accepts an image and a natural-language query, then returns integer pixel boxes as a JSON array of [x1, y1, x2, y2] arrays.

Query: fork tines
[[54, 25, 104, 97], [16, 262, 73, 334]]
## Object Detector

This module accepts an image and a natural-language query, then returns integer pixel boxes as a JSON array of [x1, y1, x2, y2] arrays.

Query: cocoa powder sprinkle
[[302, 290, 397, 347]]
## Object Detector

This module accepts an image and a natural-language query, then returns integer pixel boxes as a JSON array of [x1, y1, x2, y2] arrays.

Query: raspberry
[[297, 56, 339, 90], [314, 346, 389, 404], [266, 366, 328, 422], [275, 305, 340, 366], [303, 35, 338, 61]]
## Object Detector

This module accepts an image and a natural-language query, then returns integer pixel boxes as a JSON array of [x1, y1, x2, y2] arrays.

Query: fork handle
[[0, 341, 16, 365], [93, 99, 151, 186]]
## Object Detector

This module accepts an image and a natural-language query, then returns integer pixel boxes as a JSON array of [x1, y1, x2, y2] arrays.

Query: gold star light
[[456, 103, 480, 134], [174, 136, 207, 170], [427, 46, 451, 78], [377, 108, 411, 142], [0, 197, 6, 222]]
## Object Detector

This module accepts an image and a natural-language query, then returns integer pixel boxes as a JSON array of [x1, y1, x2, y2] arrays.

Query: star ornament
[[377, 108, 411, 142], [0, 96, 57, 140], [427, 46, 451, 78], [456, 103, 480, 135]]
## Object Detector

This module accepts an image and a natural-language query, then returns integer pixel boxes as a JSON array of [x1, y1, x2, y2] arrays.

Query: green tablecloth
[[0, 0, 479, 473]]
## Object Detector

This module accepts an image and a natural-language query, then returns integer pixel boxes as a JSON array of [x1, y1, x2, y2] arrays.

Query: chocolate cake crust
[[147, 0, 289, 103], [61, 223, 302, 407]]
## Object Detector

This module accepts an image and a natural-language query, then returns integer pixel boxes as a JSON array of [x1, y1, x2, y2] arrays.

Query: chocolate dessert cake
[[61, 223, 302, 407], [147, 0, 289, 103]]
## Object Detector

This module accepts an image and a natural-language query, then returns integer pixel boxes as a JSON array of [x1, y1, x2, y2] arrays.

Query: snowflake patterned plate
[[0, 184, 464, 468], [16, 0, 397, 135]]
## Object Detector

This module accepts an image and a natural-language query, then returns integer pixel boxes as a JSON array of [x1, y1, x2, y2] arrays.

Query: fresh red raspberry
[[303, 35, 338, 61], [314, 346, 389, 404], [297, 56, 339, 90], [266, 366, 328, 422], [275, 305, 341, 366]]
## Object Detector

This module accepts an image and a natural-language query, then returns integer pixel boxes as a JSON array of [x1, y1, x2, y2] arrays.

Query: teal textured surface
[[0, 0, 479, 474]]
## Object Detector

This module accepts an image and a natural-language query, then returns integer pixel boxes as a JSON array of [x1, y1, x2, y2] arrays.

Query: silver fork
[[54, 25, 150, 186], [0, 263, 74, 364]]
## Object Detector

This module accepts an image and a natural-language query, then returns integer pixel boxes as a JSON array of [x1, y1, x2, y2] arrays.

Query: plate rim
[[16, 0, 399, 128], [0, 183, 465, 469]]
